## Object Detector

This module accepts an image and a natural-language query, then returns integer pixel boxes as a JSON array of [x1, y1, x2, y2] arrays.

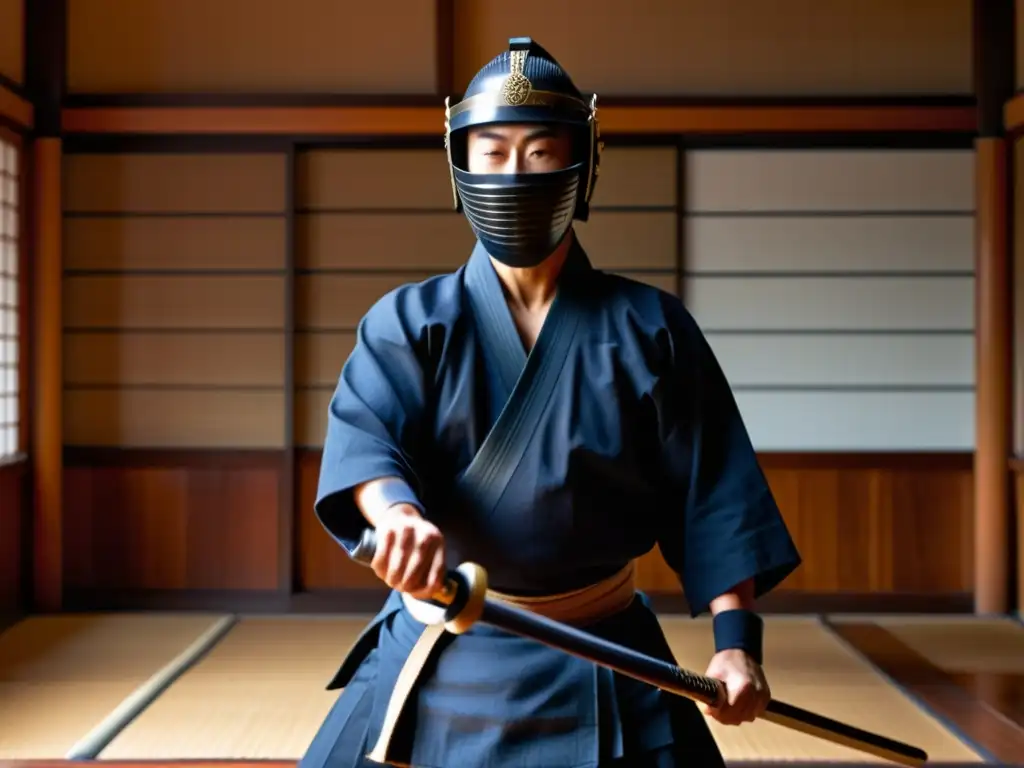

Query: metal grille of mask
[[453, 167, 580, 264]]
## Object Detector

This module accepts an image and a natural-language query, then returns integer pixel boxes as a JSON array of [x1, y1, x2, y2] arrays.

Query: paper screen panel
[[64, 153, 287, 214], [65, 217, 287, 271], [685, 148, 974, 451], [64, 389, 286, 448], [62, 150, 288, 448], [64, 332, 286, 387]]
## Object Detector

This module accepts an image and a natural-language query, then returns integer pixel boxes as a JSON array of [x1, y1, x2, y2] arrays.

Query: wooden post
[[26, 0, 66, 612], [973, 0, 1015, 615]]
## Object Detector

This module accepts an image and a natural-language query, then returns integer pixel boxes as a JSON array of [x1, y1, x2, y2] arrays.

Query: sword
[[350, 528, 928, 767]]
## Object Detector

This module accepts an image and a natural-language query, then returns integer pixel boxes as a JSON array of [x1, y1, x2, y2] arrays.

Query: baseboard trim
[[58, 589, 977, 615]]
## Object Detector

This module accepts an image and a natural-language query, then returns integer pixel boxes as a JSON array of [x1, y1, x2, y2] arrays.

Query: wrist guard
[[712, 608, 764, 665]]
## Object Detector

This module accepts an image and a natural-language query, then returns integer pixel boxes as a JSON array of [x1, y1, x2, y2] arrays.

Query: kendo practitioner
[[300, 37, 802, 768]]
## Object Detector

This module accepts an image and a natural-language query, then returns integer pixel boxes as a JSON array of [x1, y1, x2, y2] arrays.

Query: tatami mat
[[98, 616, 367, 759], [853, 615, 1024, 674], [0, 613, 230, 759], [94, 614, 982, 762], [663, 616, 983, 763]]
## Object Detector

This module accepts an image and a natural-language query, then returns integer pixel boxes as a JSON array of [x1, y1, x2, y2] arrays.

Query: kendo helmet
[[445, 37, 603, 268]]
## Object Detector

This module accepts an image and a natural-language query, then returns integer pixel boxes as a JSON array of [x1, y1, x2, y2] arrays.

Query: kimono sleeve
[[655, 301, 801, 617], [314, 286, 435, 555]]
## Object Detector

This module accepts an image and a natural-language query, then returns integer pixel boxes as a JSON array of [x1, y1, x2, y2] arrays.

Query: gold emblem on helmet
[[502, 49, 532, 106]]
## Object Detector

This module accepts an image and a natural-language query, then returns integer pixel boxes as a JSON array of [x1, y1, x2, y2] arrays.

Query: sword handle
[[671, 667, 727, 708], [348, 527, 485, 634], [350, 527, 379, 566]]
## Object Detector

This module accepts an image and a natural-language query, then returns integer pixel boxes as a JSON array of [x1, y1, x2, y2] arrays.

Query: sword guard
[[350, 527, 488, 635]]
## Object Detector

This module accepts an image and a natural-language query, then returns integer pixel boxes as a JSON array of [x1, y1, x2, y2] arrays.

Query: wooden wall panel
[[63, 453, 282, 591], [62, 151, 289, 449], [454, 0, 971, 96], [1013, 139, 1024, 454], [1015, 465, 1024, 615], [0, 458, 25, 613], [685, 148, 976, 452], [1018, 0, 1024, 90], [0, 0, 23, 86], [294, 146, 680, 446], [297, 450, 379, 591], [66, 0, 437, 94], [297, 449, 974, 596]]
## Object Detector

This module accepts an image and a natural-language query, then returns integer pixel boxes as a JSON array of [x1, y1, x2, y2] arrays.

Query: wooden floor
[[0, 616, 1021, 767]]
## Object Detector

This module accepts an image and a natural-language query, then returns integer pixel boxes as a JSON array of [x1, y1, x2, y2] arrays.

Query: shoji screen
[[62, 151, 290, 448], [683, 149, 975, 451], [0, 135, 18, 458]]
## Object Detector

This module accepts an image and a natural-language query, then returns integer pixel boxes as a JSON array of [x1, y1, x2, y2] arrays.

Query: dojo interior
[[1, 1, 1023, 766]]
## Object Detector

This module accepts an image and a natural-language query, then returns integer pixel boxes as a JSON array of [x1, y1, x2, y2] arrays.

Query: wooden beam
[[972, 0, 1015, 616], [60, 104, 977, 137], [0, 82, 32, 130]]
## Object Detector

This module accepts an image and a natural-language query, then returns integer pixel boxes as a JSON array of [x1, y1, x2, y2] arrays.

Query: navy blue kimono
[[300, 236, 801, 768]]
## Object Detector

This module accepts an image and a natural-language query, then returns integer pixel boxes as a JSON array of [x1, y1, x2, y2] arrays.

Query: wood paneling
[[66, 0, 437, 94], [0, 458, 25, 614], [1012, 463, 1024, 616], [62, 450, 283, 592], [0, 0, 23, 85], [1017, 0, 1024, 90], [0, 82, 32, 131], [297, 449, 379, 591], [297, 449, 974, 596], [455, 0, 971, 97]]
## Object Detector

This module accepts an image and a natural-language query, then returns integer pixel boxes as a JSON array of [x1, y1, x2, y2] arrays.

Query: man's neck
[[490, 230, 573, 313]]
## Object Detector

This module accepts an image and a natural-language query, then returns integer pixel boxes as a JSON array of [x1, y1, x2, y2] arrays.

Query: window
[[0, 136, 19, 458]]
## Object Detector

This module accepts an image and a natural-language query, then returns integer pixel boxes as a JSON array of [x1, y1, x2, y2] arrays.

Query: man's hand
[[699, 648, 770, 726], [371, 504, 446, 601]]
